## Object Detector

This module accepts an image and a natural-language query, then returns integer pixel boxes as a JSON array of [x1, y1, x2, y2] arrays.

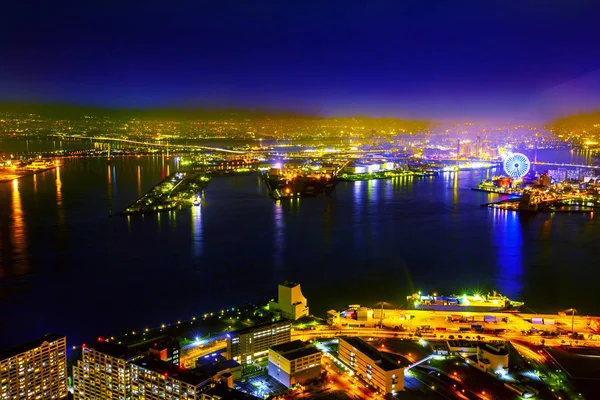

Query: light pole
[[570, 308, 576, 340], [563, 308, 577, 345]]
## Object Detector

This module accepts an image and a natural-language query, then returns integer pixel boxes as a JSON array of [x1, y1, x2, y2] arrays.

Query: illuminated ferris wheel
[[503, 152, 531, 179]]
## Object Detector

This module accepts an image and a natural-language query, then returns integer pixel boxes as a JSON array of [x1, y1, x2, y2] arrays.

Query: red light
[[164, 373, 168, 377], [82, 343, 87, 348], [97, 337, 103, 342]]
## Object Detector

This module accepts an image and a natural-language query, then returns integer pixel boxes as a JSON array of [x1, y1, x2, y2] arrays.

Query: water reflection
[[137, 165, 142, 197], [491, 208, 524, 298], [273, 201, 285, 268], [384, 179, 393, 202], [191, 201, 203, 258], [452, 172, 459, 204], [353, 181, 364, 247], [367, 179, 379, 203], [55, 166, 65, 224], [11, 179, 29, 276]]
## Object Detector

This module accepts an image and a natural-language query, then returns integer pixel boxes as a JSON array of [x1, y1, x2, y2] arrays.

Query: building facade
[[73, 340, 218, 400], [268, 340, 322, 388], [131, 357, 211, 400], [338, 337, 403, 394], [268, 281, 309, 320], [226, 320, 291, 365], [72, 340, 139, 400], [0, 333, 67, 400]]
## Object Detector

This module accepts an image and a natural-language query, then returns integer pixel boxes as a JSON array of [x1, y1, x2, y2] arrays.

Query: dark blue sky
[[2, 0, 600, 120]]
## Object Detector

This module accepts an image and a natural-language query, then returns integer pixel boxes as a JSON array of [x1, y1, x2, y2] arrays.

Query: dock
[[121, 171, 210, 215]]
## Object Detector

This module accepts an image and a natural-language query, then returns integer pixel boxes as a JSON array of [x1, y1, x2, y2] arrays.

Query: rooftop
[[478, 343, 508, 356], [203, 383, 259, 399], [135, 336, 180, 352], [231, 319, 291, 336], [447, 340, 478, 348], [0, 334, 65, 360], [195, 358, 241, 376], [133, 356, 211, 387], [85, 339, 138, 361], [280, 281, 300, 288], [270, 340, 321, 360], [339, 337, 401, 372]]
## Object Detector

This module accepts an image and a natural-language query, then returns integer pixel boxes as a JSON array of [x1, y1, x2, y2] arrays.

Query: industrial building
[[338, 337, 404, 395], [268, 281, 309, 320], [0, 333, 67, 400], [267, 340, 322, 388], [226, 320, 292, 364]]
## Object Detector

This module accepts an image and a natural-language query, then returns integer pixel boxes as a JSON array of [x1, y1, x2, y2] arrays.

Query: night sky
[[2, 0, 600, 120]]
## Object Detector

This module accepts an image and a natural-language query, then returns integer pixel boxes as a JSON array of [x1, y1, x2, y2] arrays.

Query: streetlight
[[563, 308, 577, 341]]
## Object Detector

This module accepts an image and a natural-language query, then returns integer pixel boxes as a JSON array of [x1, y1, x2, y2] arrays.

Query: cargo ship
[[407, 291, 523, 312]]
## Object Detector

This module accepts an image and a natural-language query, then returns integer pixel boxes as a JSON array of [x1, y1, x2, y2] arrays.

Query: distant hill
[[551, 111, 600, 131], [0, 103, 431, 128], [0, 103, 308, 120]]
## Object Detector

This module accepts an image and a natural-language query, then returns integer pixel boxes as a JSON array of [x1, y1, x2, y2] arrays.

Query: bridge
[[55, 134, 246, 154], [531, 161, 600, 169]]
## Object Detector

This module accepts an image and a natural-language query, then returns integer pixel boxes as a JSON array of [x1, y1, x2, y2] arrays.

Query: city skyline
[[2, 1, 600, 120]]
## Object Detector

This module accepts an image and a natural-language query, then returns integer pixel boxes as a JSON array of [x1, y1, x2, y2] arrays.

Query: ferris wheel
[[503, 152, 531, 179]]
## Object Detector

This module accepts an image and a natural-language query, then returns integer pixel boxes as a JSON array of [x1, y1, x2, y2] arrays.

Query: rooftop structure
[[269, 281, 309, 320]]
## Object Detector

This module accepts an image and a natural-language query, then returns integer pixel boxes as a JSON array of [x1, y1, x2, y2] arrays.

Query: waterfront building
[[73, 340, 139, 400], [131, 356, 212, 399], [267, 340, 322, 388], [148, 336, 181, 366], [338, 337, 404, 394], [0, 333, 67, 400], [226, 320, 291, 364], [268, 281, 309, 320]]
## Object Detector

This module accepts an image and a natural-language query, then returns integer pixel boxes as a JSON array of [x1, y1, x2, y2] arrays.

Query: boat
[[193, 195, 201, 206], [407, 290, 523, 312]]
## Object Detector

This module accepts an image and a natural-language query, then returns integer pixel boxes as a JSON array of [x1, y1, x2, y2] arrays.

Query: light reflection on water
[[491, 208, 524, 300], [273, 200, 284, 268], [191, 200, 203, 258], [10, 179, 29, 276]]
